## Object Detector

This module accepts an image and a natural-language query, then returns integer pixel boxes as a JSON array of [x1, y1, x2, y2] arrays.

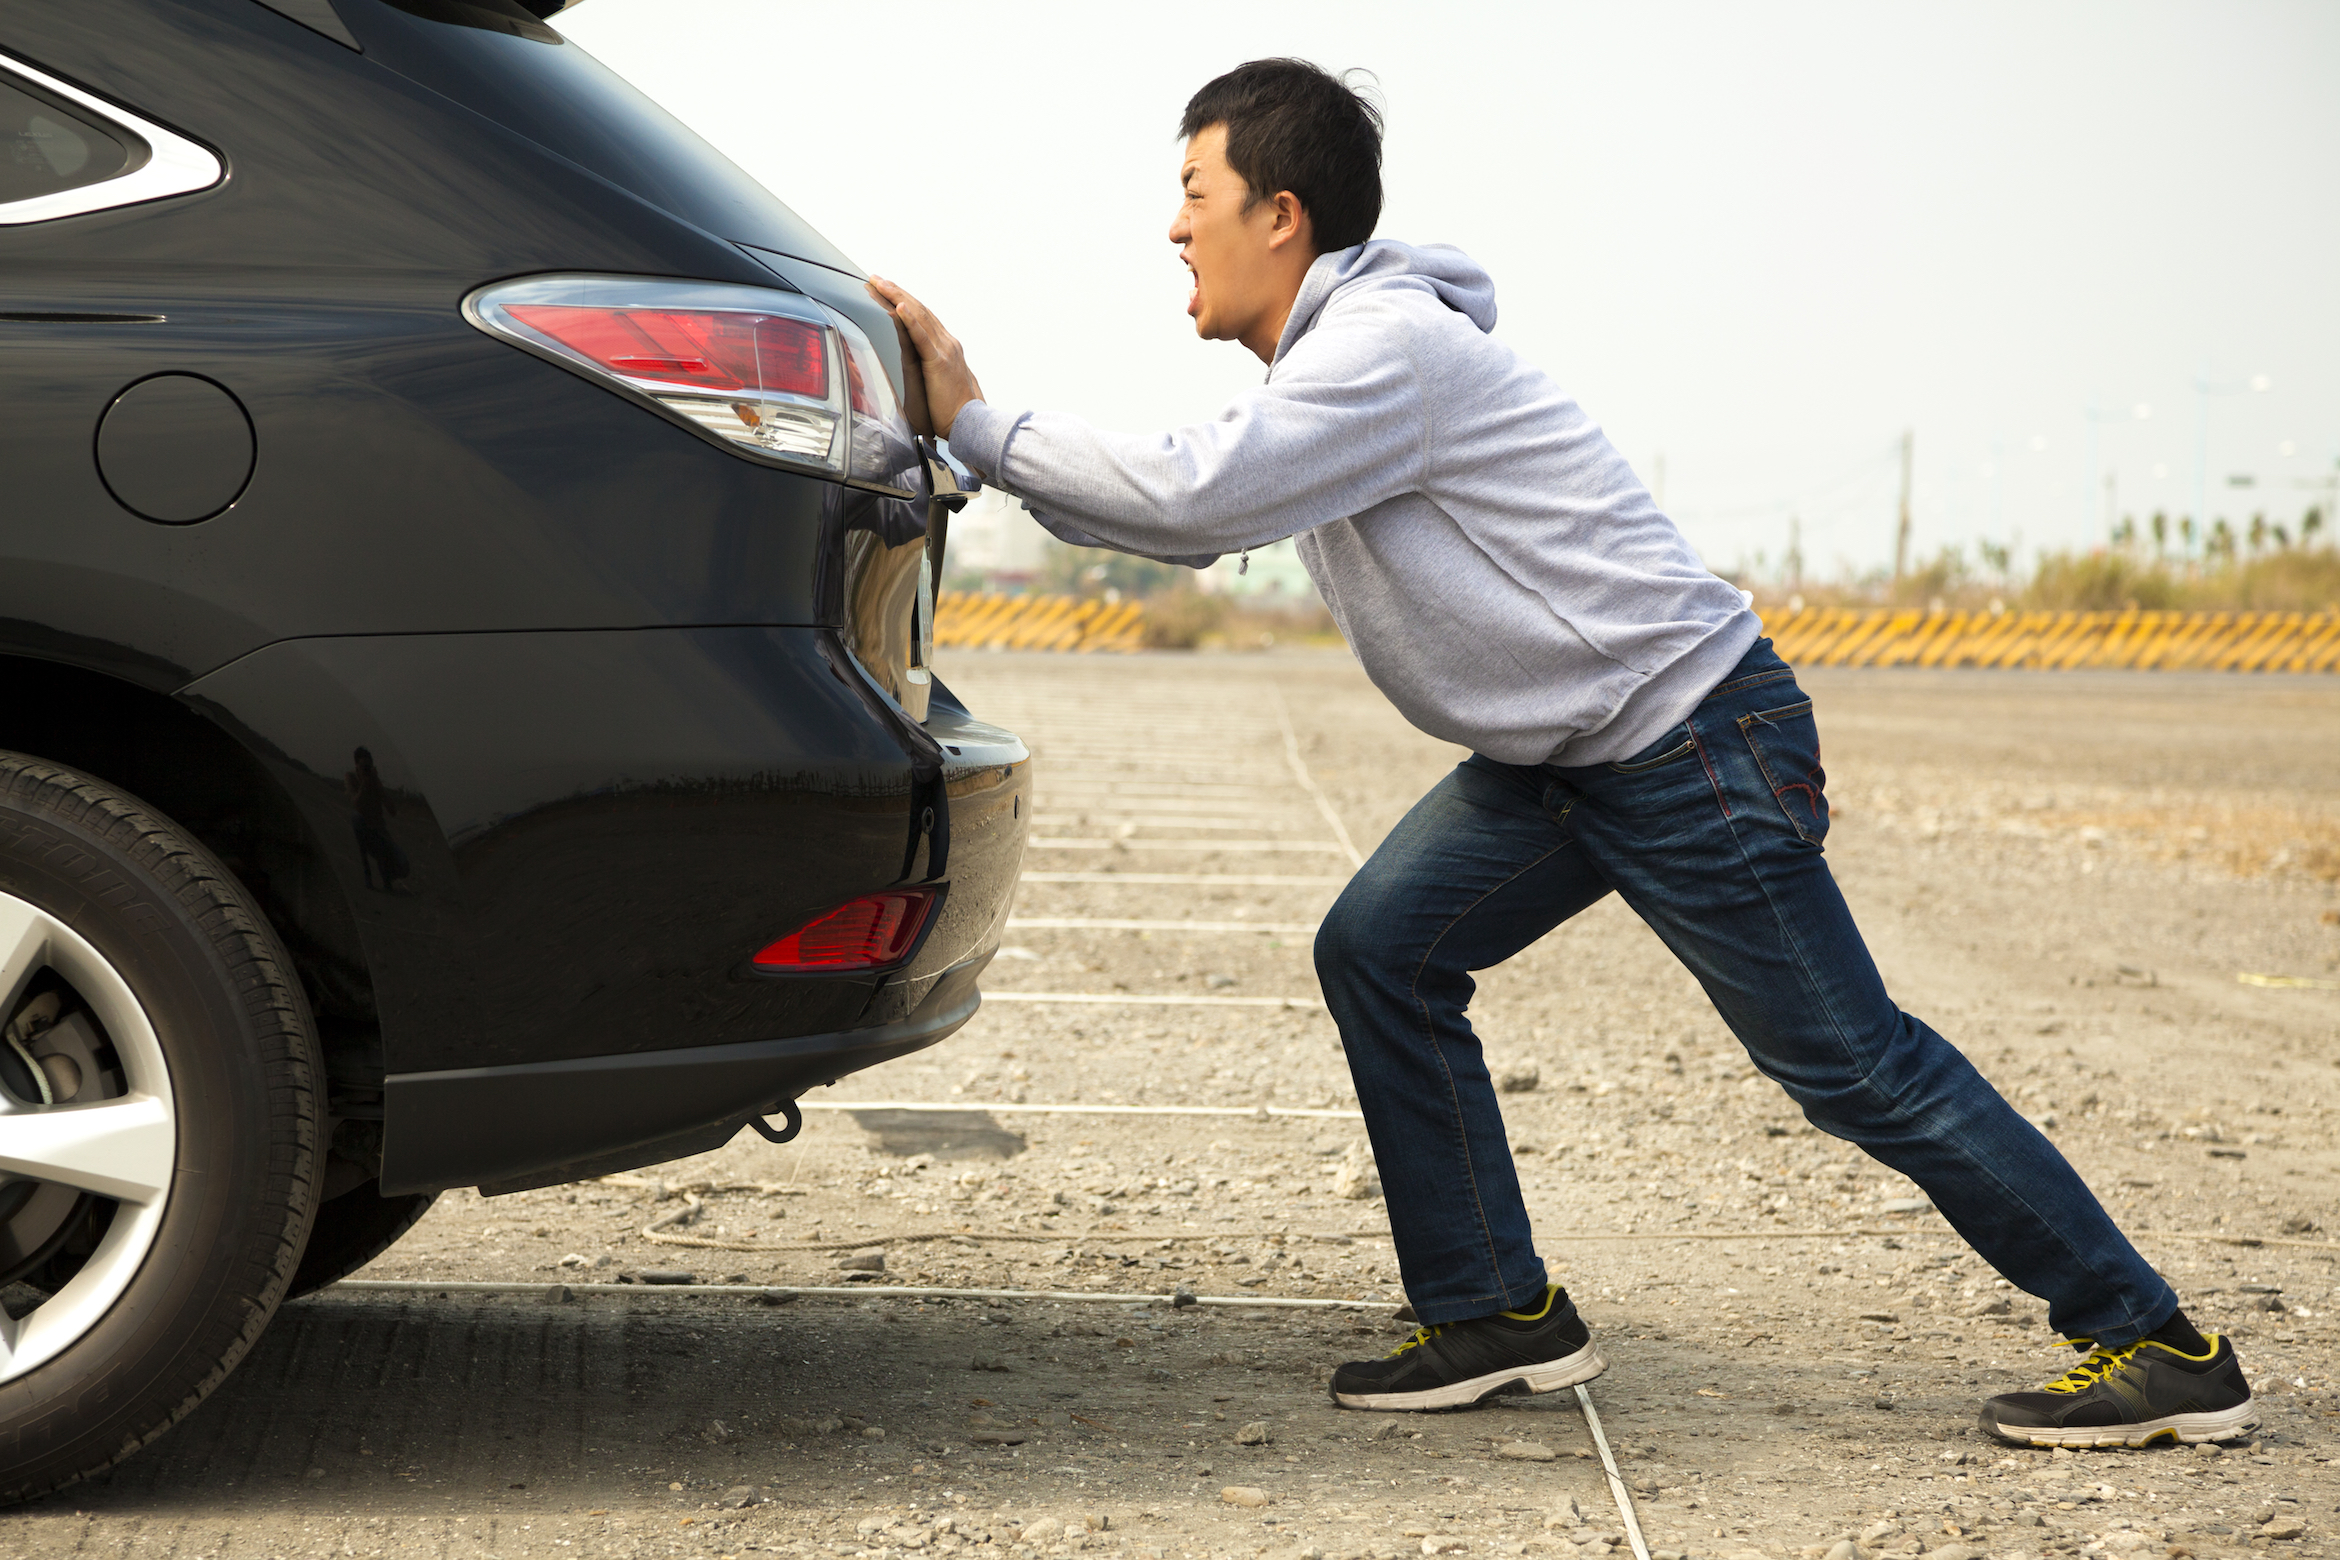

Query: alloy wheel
[[0, 892, 176, 1385]]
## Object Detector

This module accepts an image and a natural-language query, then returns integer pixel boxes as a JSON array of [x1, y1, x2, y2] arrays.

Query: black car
[[0, 0, 1027, 1503]]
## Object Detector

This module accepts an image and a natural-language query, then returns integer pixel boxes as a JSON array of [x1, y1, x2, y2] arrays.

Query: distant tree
[[2151, 511, 2169, 554], [2306, 506, 2326, 543], [1038, 541, 1185, 598], [2250, 514, 2269, 553], [2112, 515, 2137, 548], [2273, 523, 2292, 549], [2180, 516, 2197, 555], [2210, 518, 2235, 561]]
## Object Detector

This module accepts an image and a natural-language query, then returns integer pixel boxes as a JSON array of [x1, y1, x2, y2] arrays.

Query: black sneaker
[[1978, 1334, 2257, 1448], [1329, 1285, 1605, 1411]]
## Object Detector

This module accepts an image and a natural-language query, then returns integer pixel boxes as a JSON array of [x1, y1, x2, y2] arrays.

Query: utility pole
[[1891, 429, 1914, 581], [2086, 400, 2151, 543], [2195, 366, 2273, 550], [2194, 363, 2211, 545], [1990, 437, 2005, 535]]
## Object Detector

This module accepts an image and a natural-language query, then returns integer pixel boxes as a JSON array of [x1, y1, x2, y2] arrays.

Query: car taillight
[[506, 306, 829, 397], [465, 273, 918, 493], [752, 889, 936, 972]]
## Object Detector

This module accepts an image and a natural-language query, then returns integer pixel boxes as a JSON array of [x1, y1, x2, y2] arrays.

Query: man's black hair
[[1179, 59, 1382, 254]]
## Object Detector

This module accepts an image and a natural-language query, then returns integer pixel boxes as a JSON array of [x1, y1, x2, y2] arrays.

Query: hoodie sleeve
[[946, 314, 1426, 562]]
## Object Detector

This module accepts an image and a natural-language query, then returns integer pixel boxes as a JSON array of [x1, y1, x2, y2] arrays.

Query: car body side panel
[[0, 0, 1036, 1200], [0, 0, 839, 683], [0, 302, 832, 675], [0, 3, 781, 279], [182, 627, 1026, 1086]]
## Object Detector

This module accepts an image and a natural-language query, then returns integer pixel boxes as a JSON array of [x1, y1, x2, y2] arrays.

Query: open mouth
[[1184, 260, 1200, 318]]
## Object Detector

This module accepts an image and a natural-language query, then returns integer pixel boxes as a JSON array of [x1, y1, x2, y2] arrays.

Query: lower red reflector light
[[753, 890, 935, 972]]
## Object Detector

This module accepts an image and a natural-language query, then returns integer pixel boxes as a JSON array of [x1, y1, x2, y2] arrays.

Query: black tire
[[0, 755, 321, 1506], [286, 1182, 436, 1299]]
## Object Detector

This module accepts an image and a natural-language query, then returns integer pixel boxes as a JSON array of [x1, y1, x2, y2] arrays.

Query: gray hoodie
[[945, 241, 1759, 767]]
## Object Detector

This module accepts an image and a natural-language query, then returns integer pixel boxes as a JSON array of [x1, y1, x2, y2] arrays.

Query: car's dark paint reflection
[[0, 0, 1026, 1196]]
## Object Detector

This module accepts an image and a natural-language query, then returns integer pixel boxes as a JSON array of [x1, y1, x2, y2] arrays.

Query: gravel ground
[[18, 653, 2340, 1560]]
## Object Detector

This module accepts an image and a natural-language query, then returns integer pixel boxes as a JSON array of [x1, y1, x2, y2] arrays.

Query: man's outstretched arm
[[869, 277, 1423, 562]]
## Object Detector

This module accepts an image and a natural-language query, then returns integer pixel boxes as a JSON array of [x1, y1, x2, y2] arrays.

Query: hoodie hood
[[1272, 240, 1498, 367]]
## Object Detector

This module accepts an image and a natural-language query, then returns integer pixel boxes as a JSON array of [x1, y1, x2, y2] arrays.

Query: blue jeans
[[1315, 640, 2176, 1344]]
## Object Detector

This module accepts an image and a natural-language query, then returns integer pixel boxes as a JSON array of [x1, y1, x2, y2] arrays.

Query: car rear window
[[339, 0, 862, 276], [0, 72, 146, 204]]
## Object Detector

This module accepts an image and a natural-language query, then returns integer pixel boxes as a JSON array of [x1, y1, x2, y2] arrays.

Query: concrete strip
[[336, 1279, 1396, 1309]]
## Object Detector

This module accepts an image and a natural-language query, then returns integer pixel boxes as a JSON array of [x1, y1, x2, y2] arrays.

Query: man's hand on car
[[867, 277, 983, 441]]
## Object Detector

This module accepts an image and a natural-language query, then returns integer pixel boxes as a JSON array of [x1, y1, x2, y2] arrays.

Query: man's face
[[1170, 124, 1295, 346]]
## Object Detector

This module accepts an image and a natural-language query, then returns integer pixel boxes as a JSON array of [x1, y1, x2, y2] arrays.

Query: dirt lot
[[19, 653, 2340, 1560]]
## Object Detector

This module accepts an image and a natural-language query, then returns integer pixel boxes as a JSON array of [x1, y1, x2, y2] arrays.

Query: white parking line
[[1037, 821, 1314, 834], [1037, 803, 1283, 816], [1036, 812, 1320, 828], [1577, 1386, 1654, 1560], [985, 991, 1326, 1010], [1020, 871, 1348, 886], [1036, 784, 1281, 797], [1034, 795, 1272, 804], [1037, 783, 1295, 793], [801, 1099, 1359, 1119], [1006, 917, 1320, 934], [1032, 765, 1296, 780], [1037, 823, 1322, 837], [1027, 839, 1353, 853], [1272, 687, 1366, 869]]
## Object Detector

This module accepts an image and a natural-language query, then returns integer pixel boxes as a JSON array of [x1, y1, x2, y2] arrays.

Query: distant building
[[945, 485, 1324, 608], [945, 488, 1050, 591], [1196, 536, 1317, 600]]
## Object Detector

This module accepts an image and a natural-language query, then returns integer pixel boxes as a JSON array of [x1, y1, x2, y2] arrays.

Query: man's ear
[[1265, 190, 1312, 252]]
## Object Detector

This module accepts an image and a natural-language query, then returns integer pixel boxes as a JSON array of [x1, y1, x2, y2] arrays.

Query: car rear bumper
[[379, 959, 983, 1195], [179, 625, 1027, 1191]]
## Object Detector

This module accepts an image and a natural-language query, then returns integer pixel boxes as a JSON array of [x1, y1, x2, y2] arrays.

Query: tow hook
[[748, 1096, 804, 1144]]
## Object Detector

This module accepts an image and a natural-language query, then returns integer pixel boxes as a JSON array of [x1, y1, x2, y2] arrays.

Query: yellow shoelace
[[1383, 1288, 1559, 1359], [2041, 1340, 2143, 1394]]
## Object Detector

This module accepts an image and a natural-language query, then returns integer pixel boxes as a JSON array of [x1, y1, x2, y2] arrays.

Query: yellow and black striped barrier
[[931, 597, 2339, 667], [934, 592, 1147, 653], [1764, 607, 2340, 672]]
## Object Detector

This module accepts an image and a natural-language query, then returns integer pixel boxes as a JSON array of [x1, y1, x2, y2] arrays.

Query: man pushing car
[[867, 58, 2254, 1447]]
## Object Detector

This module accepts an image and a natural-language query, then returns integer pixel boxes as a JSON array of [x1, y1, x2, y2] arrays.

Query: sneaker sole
[[1331, 1342, 1607, 1412], [1977, 1398, 2259, 1449]]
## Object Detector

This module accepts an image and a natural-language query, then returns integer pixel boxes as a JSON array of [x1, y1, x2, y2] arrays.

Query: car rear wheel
[[0, 756, 321, 1506]]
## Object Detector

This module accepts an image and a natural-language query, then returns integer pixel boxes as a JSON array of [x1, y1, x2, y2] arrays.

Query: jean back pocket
[[1738, 700, 1828, 844]]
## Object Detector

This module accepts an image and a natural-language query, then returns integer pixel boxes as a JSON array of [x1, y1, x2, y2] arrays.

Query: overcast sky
[[564, 1, 2339, 582]]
